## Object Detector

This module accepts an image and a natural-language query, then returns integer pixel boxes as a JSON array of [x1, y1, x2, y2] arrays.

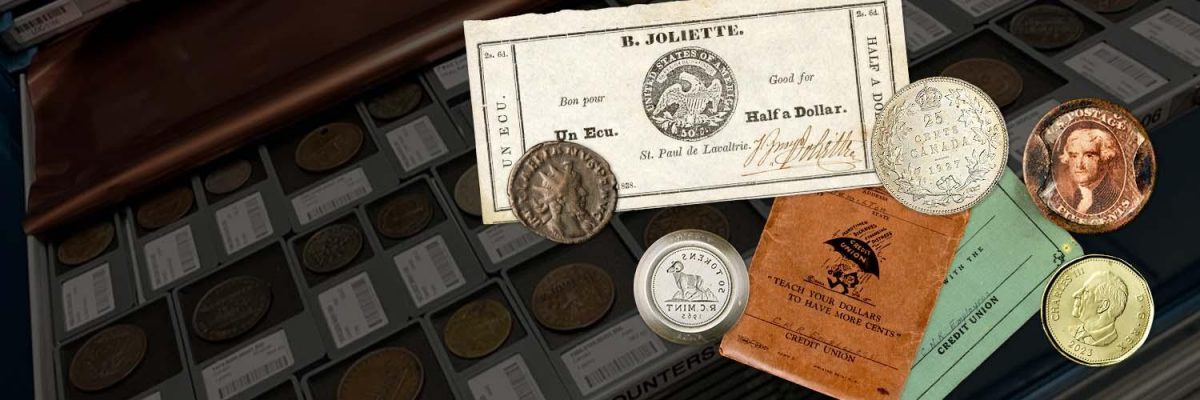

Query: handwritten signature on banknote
[[742, 126, 864, 175]]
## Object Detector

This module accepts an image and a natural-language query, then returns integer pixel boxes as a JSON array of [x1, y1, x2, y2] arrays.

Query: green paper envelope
[[902, 169, 1083, 400]]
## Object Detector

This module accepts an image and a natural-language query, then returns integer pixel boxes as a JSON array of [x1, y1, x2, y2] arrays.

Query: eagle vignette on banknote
[[464, 0, 910, 224]]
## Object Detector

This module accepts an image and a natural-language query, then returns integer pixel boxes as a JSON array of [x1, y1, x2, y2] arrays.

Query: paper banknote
[[465, 0, 909, 223], [902, 169, 1083, 399]]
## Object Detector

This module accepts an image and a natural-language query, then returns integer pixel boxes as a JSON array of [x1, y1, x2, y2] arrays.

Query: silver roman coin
[[508, 141, 617, 244], [634, 229, 748, 345]]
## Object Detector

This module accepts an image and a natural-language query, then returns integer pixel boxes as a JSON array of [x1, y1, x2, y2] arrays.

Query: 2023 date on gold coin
[[1041, 255, 1153, 367]]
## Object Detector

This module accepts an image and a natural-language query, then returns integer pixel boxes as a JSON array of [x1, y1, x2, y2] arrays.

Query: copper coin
[[135, 186, 194, 230], [57, 222, 115, 266], [1010, 5, 1085, 50], [302, 223, 363, 274], [68, 324, 147, 392], [337, 347, 424, 400], [294, 122, 364, 173], [509, 141, 617, 244], [454, 165, 482, 217], [204, 159, 253, 195], [941, 58, 1024, 108], [366, 81, 425, 120], [443, 299, 512, 359], [192, 276, 273, 342], [375, 192, 434, 240], [1077, 0, 1138, 13], [1023, 98, 1156, 234], [643, 205, 731, 249], [532, 263, 615, 331]]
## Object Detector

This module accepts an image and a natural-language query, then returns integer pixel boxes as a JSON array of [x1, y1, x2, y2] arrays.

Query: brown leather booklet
[[720, 187, 968, 399]]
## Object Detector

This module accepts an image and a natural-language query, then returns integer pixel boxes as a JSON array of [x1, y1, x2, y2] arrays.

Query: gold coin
[[1041, 255, 1153, 367], [57, 222, 115, 266], [135, 186, 194, 230], [454, 165, 482, 217], [294, 122, 364, 173], [443, 299, 512, 359], [532, 263, 615, 331], [941, 58, 1023, 108], [337, 347, 424, 400], [204, 159, 253, 195]]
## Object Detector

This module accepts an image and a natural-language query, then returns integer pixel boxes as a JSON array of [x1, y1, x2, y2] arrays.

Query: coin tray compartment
[[358, 75, 436, 128], [201, 158, 292, 266], [130, 206, 221, 301], [56, 299, 193, 400], [299, 256, 418, 358], [361, 88, 468, 178], [426, 280, 571, 400], [266, 104, 381, 195], [903, 1, 976, 59], [175, 240, 325, 400], [428, 280, 530, 372], [996, 0, 1106, 56], [362, 177, 447, 251], [176, 241, 310, 364], [433, 150, 556, 273], [302, 320, 459, 400], [447, 98, 475, 144], [289, 213, 376, 288], [51, 237, 138, 342], [1077, 0, 1162, 22], [47, 213, 126, 278], [127, 178, 205, 239], [422, 52, 470, 105], [918, 0, 1025, 25], [197, 146, 271, 205], [360, 175, 488, 314], [910, 28, 1068, 113], [616, 200, 766, 257], [504, 227, 637, 351], [257, 377, 301, 400]]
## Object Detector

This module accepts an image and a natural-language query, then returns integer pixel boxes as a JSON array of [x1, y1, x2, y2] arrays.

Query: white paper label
[[62, 263, 115, 331], [216, 192, 273, 255], [140, 392, 162, 400], [10, 0, 82, 43], [434, 54, 470, 89], [143, 225, 201, 290], [1007, 99, 1060, 161], [318, 273, 388, 349], [386, 116, 449, 171], [469, 355, 546, 400], [1132, 9, 1200, 67], [292, 168, 373, 225], [394, 236, 465, 307], [202, 330, 294, 400], [562, 316, 667, 395], [903, 3, 950, 53], [949, 0, 1011, 17], [477, 224, 544, 264], [1066, 42, 1167, 103]]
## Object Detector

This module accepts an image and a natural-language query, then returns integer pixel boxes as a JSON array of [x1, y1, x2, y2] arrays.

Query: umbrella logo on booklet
[[652, 248, 732, 327], [642, 47, 738, 142], [806, 222, 891, 304]]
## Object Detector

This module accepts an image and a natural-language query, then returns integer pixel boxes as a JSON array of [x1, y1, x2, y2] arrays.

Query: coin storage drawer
[[264, 103, 399, 233], [358, 75, 469, 177], [55, 299, 194, 400], [128, 179, 222, 301], [361, 175, 487, 314], [302, 320, 459, 399], [48, 213, 138, 342], [197, 146, 292, 269], [173, 241, 325, 400], [425, 279, 572, 400], [434, 150, 557, 273]]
